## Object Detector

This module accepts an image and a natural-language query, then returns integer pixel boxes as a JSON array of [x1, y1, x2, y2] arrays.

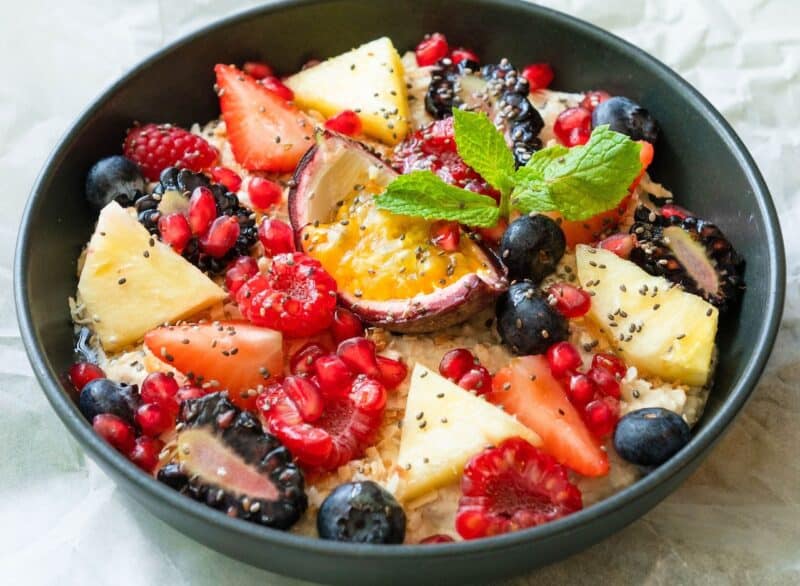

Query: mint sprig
[[375, 110, 643, 226]]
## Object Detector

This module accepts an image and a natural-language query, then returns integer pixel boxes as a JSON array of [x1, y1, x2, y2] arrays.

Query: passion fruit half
[[288, 132, 507, 333]]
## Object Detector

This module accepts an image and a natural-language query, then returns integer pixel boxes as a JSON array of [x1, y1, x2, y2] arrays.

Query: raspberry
[[324, 110, 362, 136], [123, 123, 218, 181], [455, 438, 582, 539], [236, 253, 337, 337]]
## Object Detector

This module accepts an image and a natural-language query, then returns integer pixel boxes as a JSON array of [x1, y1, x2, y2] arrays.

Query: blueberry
[[591, 96, 660, 143], [614, 407, 690, 467], [499, 215, 566, 282], [85, 156, 145, 210], [78, 378, 141, 425], [496, 281, 569, 355], [317, 481, 406, 544]]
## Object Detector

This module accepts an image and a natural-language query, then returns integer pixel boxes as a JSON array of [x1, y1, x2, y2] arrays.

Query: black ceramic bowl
[[14, 1, 785, 584]]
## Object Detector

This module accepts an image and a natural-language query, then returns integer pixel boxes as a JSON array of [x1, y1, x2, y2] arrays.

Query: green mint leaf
[[511, 126, 642, 221], [374, 171, 500, 227], [452, 108, 516, 196]]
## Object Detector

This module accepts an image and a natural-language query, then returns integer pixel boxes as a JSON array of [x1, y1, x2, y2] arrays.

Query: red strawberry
[[123, 123, 218, 181], [215, 64, 313, 173]]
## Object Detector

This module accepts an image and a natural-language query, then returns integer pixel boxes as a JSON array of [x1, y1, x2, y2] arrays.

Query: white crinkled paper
[[1, 0, 798, 584]]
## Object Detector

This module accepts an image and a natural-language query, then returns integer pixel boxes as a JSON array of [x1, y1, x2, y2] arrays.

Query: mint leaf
[[452, 108, 515, 196], [375, 171, 500, 227], [511, 126, 642, 221]]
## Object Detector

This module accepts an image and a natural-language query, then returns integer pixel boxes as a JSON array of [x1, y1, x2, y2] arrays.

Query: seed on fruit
[[337, 337, 381, 378], [224, 255, 259, 294], [430, 220, 460, 252], [140, 372, 180, 415], [457, 366, 492, 395], [547, 283, 591, 318], [128, 436, 164, 473], [135, 402, 174, 437]]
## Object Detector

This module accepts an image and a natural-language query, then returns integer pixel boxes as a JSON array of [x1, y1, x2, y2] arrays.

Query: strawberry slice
[[144, 321, 283, 412], [487, 355, 609, 477], [215, 64, 314, 173]]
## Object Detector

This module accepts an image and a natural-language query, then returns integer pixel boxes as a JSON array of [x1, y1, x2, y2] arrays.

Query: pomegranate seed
[[548, 283, 591, 318], [176, 385, 206, 403], [420, 534, 455, 544], [451, 47, 479, 64], [260, 76, 294, 101], [313, 354, 354, 395], [210, 166, 242, 192], [661, 204, 691, 220], [140, 372, 179, 415], [457, 366, 492, 395], [282, 375, 324, 422], [580, 90, 611, 112], [290, 342, 327, 376], [439, 348, 477, 382], [521, 63, 554, 90], [337, 337, 381, 378], [135, 402, 174, 437], [350, 375, 387, 412], [128, 436, 163, 473], [376, 356, 408, 390], [588, 366, 621, 399], [599, 233, 637, 259], [243, 60, 274, 79], [225, 255, 259, 294], [584, 398, 619, 437], [330, 307, 365, 343], [592, 353, 627, 379], [567, 373, 595, 407], [258, 218, 295, 256], [545, 341, 582, 378], [324, 110, 362, 136], [200, 215, 240, 257], [248, 176, 283, 209], [430, 220, 460, 252], [415, 33, 449, 66], [554, 107, 592, 147], [67, 362, 104, 392], [93, 414, 136, 454], [158, 213, 191, 253], [188, 186, 218, 235]]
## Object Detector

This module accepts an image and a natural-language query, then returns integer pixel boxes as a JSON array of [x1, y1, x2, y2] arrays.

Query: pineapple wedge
[[285, 37, 409, 145], [397, 364, 541, 502], [576, 245, 718, 387], [77, 202, 226, 352]]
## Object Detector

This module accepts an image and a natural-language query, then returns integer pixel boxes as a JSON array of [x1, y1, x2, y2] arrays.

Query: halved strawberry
[[144, 321, 283, 411], [215, 64, 314, 173], [487, 355, 609, 477]]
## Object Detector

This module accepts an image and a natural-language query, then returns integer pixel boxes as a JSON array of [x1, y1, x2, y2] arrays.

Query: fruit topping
[[547, 283, 591, 318], [215, 64, 314, 173], [85, 155, 145, 210], [224, 255, 259, 295], [613, 407, 691, 467], [210, 166, 242, 192], [629, 205, 745, 312], [438, 348, 479, 382], [415, 32, 450, 66], [456, 365, 492, 395], [496, 281, 569, 355], [235, 253, 337, 338], [545, 341, 582, 378], [324, 110, 363, 136], [158, 212, 192, 253], [499, 215, 566, 282], [591, 96, 660, 144], [337, 337, 381, 379], [521, 63, 554, 90], [79, 378, 141, 425], [583, 398, 619, 437], [317, 481, 406, 544], [93, 413, 137, 454], [260, 76, 295, 101], [429, 220, 461, 252], [330, 307, 365, 343], [247, 177, 283, 209], [129, 436, 164, 473], [67, 362, 105, 393], [289, 342, 327, 376], [554, 107, 592, 147], [451, 47, 479, 65], [599, 232, 637, 258], [376, 356, 408, 390], [243, 60, 274, 79], [258, 218, 295, 256], [139, 372, 180, 415], [123, 123, 218, 181], [199, 215, 240, 257], [135, 402, 174, 437], [188, 186, 218, 235], [580, 90, 611, 112], [455, 437, 582, 539], [157, 392, 307, 529]]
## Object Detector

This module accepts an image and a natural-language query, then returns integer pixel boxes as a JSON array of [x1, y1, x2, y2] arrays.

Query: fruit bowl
[[14, 1, 784, 584]]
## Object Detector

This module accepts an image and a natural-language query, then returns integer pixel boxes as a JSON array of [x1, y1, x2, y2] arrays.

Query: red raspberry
[[93, 414, 137, 454], [330, 307, 365, 343], [247, 177, 283, 209], [258, 218, 295, 256], [210, 166, 242, 192], [547, 283, 591, 318], [324, 110, 362, 136], [67, 362, 104, 392], [521, 63, 554, 90], [224, 255, 259, 294], [123, 123, 218, 181], [236, 253, 337, 337], [450, 47, 479, 64], [554, 107, 592, 147], [415, 33, 449, 66], [456, 438, 582, 539], [439, 348, 477, 382], [243, 60, 274, 80], [128, 436, 164, 473]]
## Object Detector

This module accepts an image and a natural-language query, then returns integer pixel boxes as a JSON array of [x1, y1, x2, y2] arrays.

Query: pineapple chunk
[[77, 202, 226, 352], [397, 364, 541, 501], [576, 245, 718, 387], [285, 37, 409, 145]]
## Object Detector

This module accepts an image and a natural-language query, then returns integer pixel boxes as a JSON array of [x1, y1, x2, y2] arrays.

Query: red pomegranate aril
[[128, 436, 163, 473], [457, 366, 492, 395], [451, 47, 479, 64], [592, 353, 627, 379], [188, 186, 218, 235], [313, 354, 354, 395], [546, 341, 582, 378], [548, 283, 591, 318], [224, 255, 259, 294], [67, 362, 104, 392], [567, 373, 595, 407], [584, 398, 619, 437], [415, 32, 449, 66], [243, 60, 274, 80], [260, 76, 294, 101], [93, 414, 136, 454], [135, 402, 174, 437], [248, 176, 283, 209], [140, 372, 179, 415], [258, 218, 295, 256], [324, 110, 362, 136], [176, 385, 206, 403], [350, 375, 387, 412], [554, 107, 592, 147], [337, 337, 381, 378], [158, 213, 192, 253], [661, 204, 691, 221], [420, 534, 455, 544], [376, 355, 408, 390], [330, 307, 365, 343], [290, 342, 327, 376], [522, 63, 554, 90], [282, 375, 324, 422], [580, 90, 611, 112], [210, 166, 242, 192], [200, 215, 240, 257], [439, 348, 477, 382], [430, 220, 460, 252], [599, 233, 637, 259], [588, 366, 621, 399]]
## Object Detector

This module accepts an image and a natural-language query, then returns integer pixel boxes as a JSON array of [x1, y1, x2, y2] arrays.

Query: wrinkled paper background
[[1, 0, 798, 584]]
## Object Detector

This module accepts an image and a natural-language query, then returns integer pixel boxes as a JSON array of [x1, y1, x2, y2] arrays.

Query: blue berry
[[85, 155, 145, 210], [591, 96, 660, 143], [317, 481, 405, 544], [496, 281, 569, 355], [499, 215, 565, 282], [614, 407, 690, 467], [78, 378, 141, 425]]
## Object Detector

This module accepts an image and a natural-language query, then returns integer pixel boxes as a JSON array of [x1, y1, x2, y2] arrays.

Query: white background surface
[[2, 0, 799, 584]]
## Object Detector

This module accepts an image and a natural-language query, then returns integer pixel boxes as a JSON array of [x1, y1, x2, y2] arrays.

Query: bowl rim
[[14, 0, 785, 561]]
